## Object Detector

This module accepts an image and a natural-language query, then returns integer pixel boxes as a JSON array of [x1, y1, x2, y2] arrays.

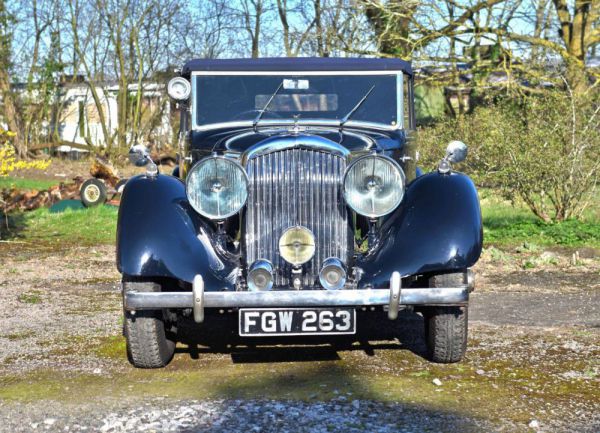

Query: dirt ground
[[0, 242, 598, 432]]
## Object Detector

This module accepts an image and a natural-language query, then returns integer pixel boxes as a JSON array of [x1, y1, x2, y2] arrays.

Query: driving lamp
[[167, 77, 191, 101], [248, 259, 274, 291], [278, 226, 315, 266], [319, 258, 346, 290], [186, 157, 248, 220], [343, 155, 405, 218]]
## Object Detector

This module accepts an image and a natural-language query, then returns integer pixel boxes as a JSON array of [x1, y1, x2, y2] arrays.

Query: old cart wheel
[[123, 277, 176, 368], [80, 178, 107, 207], [423, 272, 468, 363]]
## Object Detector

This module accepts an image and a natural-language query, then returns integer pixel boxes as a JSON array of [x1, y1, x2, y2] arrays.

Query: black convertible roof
[[181, 57, 412, 76]]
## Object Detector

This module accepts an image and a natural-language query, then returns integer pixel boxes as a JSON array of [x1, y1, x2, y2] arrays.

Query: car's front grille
[[245, 148, 351, 287]]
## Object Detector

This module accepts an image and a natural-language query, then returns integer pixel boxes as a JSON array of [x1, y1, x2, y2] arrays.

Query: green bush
[[481, 193, 600, 247], [417, 90, 600, 222]]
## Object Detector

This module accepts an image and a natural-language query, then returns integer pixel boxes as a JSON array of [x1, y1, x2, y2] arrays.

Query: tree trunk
[[315, 0, 324, 56], [551, 0, 595, 94], [277, 0, 292, 56], [363, 0, 416, 58], [0, 0, 25, 157], [0, 69, 25, 156]]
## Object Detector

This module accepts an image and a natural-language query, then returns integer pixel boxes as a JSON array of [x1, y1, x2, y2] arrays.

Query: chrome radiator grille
[[245, 148, 351, 287]]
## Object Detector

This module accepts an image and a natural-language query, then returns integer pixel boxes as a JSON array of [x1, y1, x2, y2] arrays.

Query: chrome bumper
[[124, 272, 470, 323]]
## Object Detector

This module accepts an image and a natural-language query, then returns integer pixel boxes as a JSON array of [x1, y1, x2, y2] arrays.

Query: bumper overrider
[[123, 271, 472, 323]]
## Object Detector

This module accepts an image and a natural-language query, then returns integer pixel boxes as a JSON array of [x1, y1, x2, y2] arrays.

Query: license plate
[[239, 308, 356, 336]]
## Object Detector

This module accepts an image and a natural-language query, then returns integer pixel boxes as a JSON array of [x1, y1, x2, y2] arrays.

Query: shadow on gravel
[[195, 365, 487, 433], [174, 319, 486, 433], [176, 309, 428, 364]]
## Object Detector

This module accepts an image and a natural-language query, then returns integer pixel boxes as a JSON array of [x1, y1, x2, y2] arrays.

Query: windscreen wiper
[[253, 81, 283, 131], [339, 85, 375, 130]]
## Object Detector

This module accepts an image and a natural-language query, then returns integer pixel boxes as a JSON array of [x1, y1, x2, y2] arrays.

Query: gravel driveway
[[470, 291, 600, 327], [0, 243, 598, 433]]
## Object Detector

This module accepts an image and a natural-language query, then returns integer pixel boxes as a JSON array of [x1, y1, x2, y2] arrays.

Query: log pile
[[0, 158, 125, 213], [90, 158, 120, 187], [0, 177, 85, 213]]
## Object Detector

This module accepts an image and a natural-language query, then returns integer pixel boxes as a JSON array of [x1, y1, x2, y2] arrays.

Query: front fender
[[357, 171, 483, 288], [116, 174, 239, 290]]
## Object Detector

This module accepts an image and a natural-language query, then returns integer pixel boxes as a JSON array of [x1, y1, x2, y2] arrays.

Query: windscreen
[[194, 74, 399, 127]]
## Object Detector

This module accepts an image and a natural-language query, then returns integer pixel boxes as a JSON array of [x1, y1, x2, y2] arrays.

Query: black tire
[[115, 178, 128, 194], [80, 178, 107, 207], [423, 272, 468, 363], [123, 278, 176, 368]]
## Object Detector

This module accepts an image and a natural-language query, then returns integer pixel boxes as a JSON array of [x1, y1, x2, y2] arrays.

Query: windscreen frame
[[190, 70, 406, 132]]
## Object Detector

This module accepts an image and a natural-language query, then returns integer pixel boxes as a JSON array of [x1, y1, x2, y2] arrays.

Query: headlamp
[[186, 157, 248, 220], [343, 155, 405, 218]]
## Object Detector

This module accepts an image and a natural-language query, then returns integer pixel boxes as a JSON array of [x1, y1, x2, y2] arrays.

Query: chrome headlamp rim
[[185, 156, 249, 220], [342, 154, 406, 218]]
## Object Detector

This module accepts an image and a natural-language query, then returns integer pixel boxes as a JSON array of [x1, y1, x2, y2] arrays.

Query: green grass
[[1, 206, 118, 246], [1, 177, 598, 249], [481, 195, 600, 248], [0, 176, 59, 191]]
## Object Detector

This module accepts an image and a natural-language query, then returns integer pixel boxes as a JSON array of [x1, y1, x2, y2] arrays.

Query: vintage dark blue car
[[119, 58, 482, 368]]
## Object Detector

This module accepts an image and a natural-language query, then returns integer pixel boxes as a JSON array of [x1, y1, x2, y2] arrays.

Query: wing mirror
[[438, 140, 468, 174], [128, 144, 151, 167], [446, 140, 468, 163]]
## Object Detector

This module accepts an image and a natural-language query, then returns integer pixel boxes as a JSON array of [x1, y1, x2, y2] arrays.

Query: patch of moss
[[95, 335, 126, 359], [17, 291, 42, 304], [2, 342, 597, 429], [2, 330, 35, 341]]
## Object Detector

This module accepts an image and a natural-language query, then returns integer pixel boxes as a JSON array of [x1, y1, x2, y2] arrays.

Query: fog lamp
[[278, 226, 315, 266], [248, 259, 273, 291], [319, 258, 346, 290]]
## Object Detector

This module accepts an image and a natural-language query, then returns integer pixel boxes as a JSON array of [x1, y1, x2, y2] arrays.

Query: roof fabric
[[182, 57, 412, 76]]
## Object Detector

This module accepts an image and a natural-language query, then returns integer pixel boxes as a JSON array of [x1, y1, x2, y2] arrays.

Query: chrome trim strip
[[242, 135, 350, 164], [126, 292, 192, 309], [191, 70, 407, 76], [397, 73, 404, 129], [192, 119, 400, 133], [223, 128, 376, 152], [124, 287, 469, 310]]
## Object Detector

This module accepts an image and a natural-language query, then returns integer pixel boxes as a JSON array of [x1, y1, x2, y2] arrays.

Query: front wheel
[[422, 272, 468, 363], [123, 278, 176, 368]]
